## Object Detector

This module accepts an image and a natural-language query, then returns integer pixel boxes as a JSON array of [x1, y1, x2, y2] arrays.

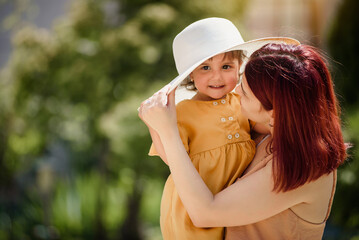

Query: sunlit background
[[0, 0, 358, 239]]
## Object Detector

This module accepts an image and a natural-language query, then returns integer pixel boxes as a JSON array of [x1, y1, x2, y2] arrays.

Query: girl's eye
[[201, 66, 210, 70], [223, 65, 231, 69]]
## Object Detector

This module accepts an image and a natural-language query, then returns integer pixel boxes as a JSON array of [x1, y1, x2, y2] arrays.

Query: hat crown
[[173, 18, 244, 74]]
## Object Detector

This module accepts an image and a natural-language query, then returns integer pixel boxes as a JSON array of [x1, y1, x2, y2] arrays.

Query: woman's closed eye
[[238, 72, 243, 84], [240, 82, 247, 96]]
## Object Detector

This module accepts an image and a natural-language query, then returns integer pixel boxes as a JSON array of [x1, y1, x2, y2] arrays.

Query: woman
[[139, 43, 347, 239]]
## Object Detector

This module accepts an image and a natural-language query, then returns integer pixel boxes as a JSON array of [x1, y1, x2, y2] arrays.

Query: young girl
[[143, 18, 299, 239]]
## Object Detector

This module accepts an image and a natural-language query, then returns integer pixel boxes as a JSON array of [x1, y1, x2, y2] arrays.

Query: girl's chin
[[208, 92, 227, 99]]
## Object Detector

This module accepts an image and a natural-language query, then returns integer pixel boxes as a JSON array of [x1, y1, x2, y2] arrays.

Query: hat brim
[[168, 37, 300, 93]]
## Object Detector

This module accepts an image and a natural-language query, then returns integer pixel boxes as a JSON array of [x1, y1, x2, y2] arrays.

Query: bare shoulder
[[291, 171, 336, 223], [262, 164, 336, 223], [297, 171, 335, 200]]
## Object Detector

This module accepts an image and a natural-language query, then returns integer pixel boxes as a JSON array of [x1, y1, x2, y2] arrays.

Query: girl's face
[[190, 53, 239, 101], [235, 74, 272, 124]]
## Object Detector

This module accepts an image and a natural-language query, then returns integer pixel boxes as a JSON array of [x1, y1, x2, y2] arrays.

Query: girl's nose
[[211, 69, 221, 80]]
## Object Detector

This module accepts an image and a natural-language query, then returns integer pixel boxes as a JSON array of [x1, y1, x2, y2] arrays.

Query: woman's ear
[[268, 109, 274, 127], [268, 109, 274, 118]]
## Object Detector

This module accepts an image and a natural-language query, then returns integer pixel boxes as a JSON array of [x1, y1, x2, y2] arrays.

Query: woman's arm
[[148, 126, 168, 165], [161, 127, 307, 227], [139, 88, 310, 227], [140, 85, 172, 164]]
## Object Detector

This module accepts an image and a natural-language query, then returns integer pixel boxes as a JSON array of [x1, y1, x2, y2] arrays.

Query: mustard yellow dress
[[149, 92, 256, 240]]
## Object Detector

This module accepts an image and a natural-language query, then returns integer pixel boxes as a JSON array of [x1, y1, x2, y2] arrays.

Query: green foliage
[[328, 0, 359, 107], [329, 109, 359, 237], [0, 0, 248, 239], [327, 0, 359, 238]]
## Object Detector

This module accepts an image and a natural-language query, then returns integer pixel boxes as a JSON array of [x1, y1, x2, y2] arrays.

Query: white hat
[[168, 17, 300, 93]]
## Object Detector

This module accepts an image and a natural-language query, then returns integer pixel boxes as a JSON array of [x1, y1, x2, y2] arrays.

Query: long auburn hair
[[245, 43, 347, 192]]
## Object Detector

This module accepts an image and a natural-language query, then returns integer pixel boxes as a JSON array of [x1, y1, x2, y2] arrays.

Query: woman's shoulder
[[289, 171, 336, 224]]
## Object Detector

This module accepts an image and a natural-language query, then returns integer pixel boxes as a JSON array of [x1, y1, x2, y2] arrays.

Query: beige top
[[225, 139, 337, 240]]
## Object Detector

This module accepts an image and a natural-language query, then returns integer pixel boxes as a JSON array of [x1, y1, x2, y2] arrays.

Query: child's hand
[[138, 85, 177, 136]]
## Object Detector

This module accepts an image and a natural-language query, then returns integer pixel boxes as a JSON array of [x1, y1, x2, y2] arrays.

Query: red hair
[[245, 44, 346, 192]]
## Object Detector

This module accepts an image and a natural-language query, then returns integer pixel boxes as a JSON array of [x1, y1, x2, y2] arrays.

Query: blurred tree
[[328, 0, 359, 107], [327, 0, 359, 239], [0, 0, 248, 239]]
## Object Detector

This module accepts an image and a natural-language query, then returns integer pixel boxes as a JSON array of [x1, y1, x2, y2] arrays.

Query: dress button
[[227, 134, 233, 140], [213, 102, 218, 106], [221, 117, 226, 122], [235, 133, 240, 138], [221, 99, 226, 104], [228, 116, 234, 121]]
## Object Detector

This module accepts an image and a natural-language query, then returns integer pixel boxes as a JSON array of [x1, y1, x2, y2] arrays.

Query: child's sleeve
[[148, 143, 158, 156], [148, 123, 189, 156]]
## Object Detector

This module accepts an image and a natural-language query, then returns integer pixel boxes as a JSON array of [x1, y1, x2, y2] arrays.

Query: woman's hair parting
[[181, 50, 244, 90], [245, 43, 347, 192]]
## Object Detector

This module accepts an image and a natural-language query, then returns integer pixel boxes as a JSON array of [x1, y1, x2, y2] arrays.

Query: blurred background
[[0, 0, 358, 239]]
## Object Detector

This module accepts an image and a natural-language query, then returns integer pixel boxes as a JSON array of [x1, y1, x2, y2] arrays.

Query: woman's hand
[[138, 85, 177, 136]]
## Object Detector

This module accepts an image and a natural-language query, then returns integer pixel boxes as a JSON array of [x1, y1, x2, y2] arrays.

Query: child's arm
[[148, 126, 168, 165]]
